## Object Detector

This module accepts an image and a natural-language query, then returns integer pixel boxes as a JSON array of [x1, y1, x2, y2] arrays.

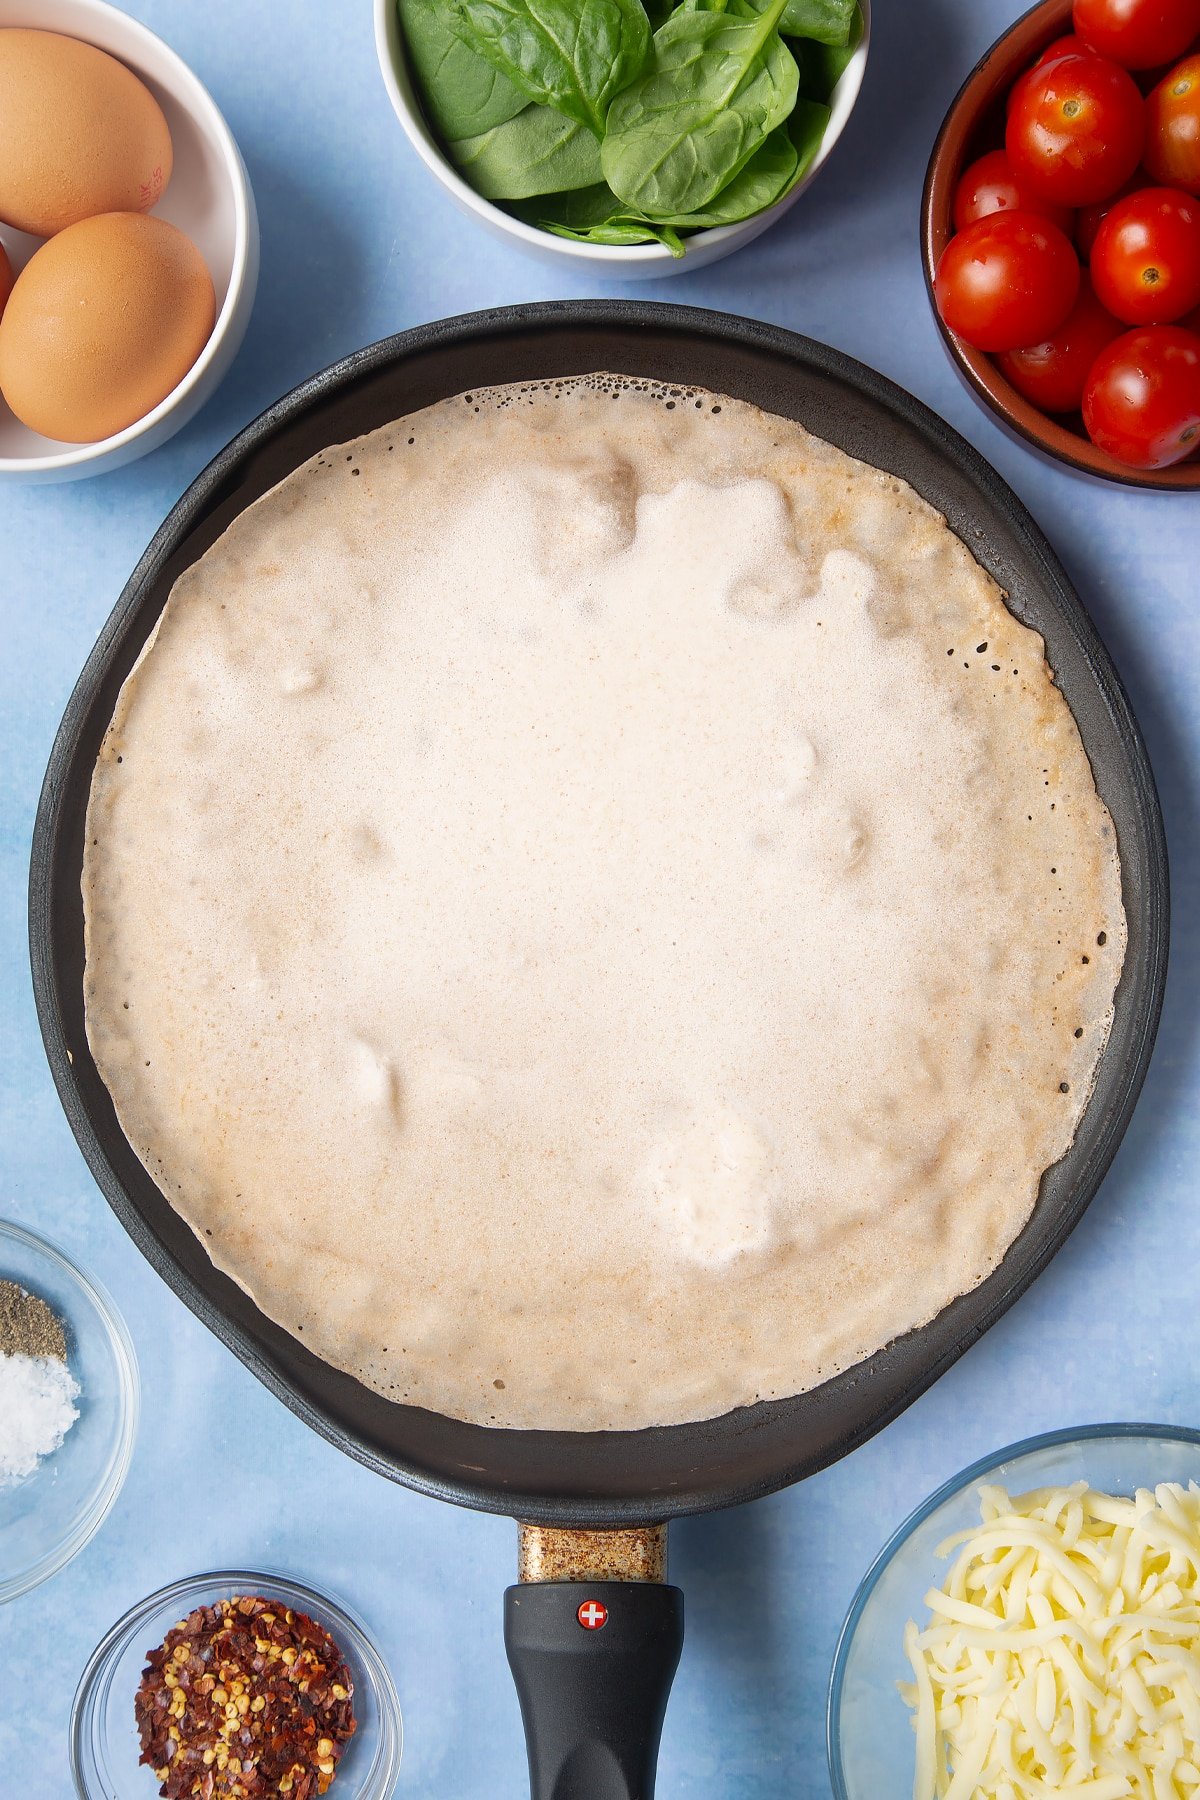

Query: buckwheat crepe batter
[[83, 377, 1125, 1431]]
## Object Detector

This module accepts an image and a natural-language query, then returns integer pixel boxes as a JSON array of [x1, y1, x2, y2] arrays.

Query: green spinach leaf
[[514, 181, 676, 250], [780, 95, 830, 192], [649, 98, 828, 225], [517, 183, 685, 254], [397, 0, 526, 139], [514, 181, 629, 227], [649, 124, 797, 224], [545, 218, 687, 254], [449, 104, 603, 198], [779, 0, 856, 46], [601, 0, 798, 218], [449, 0, 651, 134], [788, 3, 861, 101], [815, 2, 863, 85]]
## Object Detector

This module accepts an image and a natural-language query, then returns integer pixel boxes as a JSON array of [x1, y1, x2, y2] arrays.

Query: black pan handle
[[505, 1580, 684, 1800]]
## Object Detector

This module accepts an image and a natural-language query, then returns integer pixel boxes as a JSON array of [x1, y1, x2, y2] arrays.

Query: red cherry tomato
[[1083, 323, 1200, 464], [1007, 35, 1096, 115], [1146, 54, 1200, 193], [934, 213, 1081, 352], [995, 275, 1125, 410], [1035, 32, 1097, 66], [1007, 52, 1146, 206], [1072, 0, 1200, 71], [952, 149, 1075, 233], [1076, 174, 1146, 255], [1090, 186, 1200, 320]]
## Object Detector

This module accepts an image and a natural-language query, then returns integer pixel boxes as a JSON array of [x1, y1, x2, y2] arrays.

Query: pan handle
[[504, 1526, 684, 1800]]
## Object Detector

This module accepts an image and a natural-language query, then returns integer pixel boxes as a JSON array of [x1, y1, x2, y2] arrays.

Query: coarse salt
[[0, 1351, 80, 1485]]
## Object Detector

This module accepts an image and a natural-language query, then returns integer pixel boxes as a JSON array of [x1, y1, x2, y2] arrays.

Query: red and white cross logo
[[577, 1599, 608, 1631]]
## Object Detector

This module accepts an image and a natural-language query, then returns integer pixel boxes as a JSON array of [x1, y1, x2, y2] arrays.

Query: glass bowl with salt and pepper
[[0, 1219, 138, 1602]]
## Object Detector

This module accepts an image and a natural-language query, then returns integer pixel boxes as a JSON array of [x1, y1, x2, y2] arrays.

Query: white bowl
[[0, 0, 259, 481], [375, 0, 870, 277]]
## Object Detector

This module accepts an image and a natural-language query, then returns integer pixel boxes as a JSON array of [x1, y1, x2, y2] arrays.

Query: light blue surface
[[1, 2, 1198, 1794]]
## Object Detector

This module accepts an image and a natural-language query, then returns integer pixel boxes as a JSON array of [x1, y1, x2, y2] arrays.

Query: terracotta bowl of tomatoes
[[922, 0, 1200, 488]]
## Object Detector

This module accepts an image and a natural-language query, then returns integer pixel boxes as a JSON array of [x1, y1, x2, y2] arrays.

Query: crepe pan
[[30, 301, 1168, 1798]]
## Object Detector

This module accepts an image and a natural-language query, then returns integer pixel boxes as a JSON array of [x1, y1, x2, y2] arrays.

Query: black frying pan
[[30, 302, 1168, 1800]]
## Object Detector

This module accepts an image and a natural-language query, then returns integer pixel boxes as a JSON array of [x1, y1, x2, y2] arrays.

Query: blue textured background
[[2, 1, 1198, 1793]]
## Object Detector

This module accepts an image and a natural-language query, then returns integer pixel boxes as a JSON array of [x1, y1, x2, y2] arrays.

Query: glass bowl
[[71, 1568, 403, 1799], [828, 1423, 1200, 1800], [0, 1217, 139, 1603]]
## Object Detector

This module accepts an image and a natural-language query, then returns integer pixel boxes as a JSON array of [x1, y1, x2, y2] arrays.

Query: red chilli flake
[[133, 1595, 357, 1799]]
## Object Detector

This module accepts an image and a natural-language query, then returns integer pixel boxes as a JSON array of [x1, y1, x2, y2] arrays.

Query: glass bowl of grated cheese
[[0, 1218, 139, 1602], [829, 1424, 1200, 1800]]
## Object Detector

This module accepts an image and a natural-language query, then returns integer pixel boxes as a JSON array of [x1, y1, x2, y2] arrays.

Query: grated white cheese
[[0, 1351, 80, 1485], [900, 1480, 1200, 1800]]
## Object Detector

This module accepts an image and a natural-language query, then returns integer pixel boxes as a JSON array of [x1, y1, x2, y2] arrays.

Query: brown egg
[[0, 213, 215, 443], [0, 29, 173, 237], [0, 239, 12, 321]]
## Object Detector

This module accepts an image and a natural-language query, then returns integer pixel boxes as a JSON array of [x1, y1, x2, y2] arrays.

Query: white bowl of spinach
[[376, 0, 869, 274]]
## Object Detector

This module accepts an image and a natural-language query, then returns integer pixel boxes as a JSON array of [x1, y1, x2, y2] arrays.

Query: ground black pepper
[[0, 1278, 67, 1359]]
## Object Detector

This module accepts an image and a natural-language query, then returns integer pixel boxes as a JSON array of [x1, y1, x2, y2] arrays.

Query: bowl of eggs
[[0, 0, 258, 480]]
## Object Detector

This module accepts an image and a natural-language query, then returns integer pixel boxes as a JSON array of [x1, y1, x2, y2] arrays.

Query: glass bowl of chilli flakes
[[71, 1568, 401, 1800]]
